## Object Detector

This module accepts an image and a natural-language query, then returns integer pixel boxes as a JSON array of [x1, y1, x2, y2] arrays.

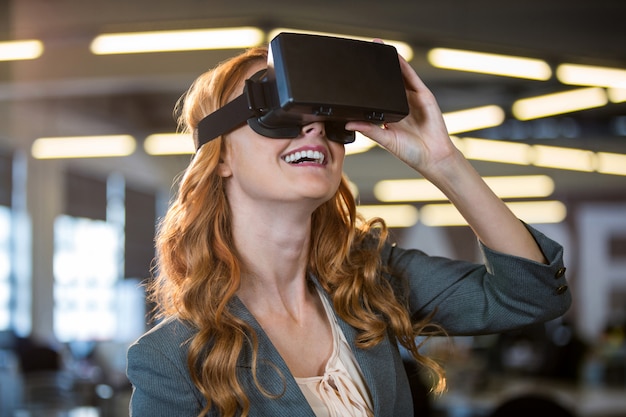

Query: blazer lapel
[[333, 303, 399, 417], [229, 297, 317, 417], [312, 279, 399, 417]]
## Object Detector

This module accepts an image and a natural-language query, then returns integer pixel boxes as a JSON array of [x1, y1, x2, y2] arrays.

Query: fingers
[[345, 120, 385, 137], [346, 120, 390, 143]]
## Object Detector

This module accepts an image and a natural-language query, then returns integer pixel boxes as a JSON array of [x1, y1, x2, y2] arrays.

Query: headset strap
[[195, 70, 269, 151], [195, 93, 253, 151]]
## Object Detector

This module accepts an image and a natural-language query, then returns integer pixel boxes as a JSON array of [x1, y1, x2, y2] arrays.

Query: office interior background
[[0, 0, 625, 416]]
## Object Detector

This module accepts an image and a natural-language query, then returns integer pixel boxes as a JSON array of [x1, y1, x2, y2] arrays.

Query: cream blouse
[[294, 290, 374, 417]]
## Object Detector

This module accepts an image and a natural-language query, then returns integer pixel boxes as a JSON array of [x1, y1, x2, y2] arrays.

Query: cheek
[[226, 140, 280, 183]]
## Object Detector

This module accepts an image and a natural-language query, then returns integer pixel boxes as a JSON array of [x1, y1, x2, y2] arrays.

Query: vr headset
[[195, 32, 409, 150]]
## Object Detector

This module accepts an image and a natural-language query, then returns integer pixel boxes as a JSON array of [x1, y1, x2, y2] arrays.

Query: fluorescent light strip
[[532, 145, 595, 172], [596, 152, 626, 176], [420, 203, 466, 226], [454, 137, 533, 165], [421, 200, 566, 227], [356, 204, 419, 228], [608, 88, 626, 103], [374, 175, 554, 202], [268, 28, 414, 61], [0, 40, 43, 61], [32, 135, 136, 159], [557, 63, 626, 89], [144, 133, 194, 155], [453, 137, 626, 176], [427, 48, 552, 80], [512, 87, 608, 120], [443, 105, 505, 134], [507, 200, 567, 224], [90, 27, 265, 54], [484, 175, 555, 198], [374, 179, 445, 202]]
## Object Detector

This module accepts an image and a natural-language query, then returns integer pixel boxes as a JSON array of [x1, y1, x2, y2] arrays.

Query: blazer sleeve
[[383, 223, 572, 335], [126, 320, 207, 416]]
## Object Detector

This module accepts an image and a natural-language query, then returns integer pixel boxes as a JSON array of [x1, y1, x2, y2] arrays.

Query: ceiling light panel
[[557, 63, 626, 88], [0, 40, 43, 61], [374, 175, 553, 202], [443, 105, 505, 134], [144, 134, 194, 155], [90, 27, 265, 54], [454, 137, 533, 165], [532, 145, 595, 172], [32, 135, 136, 159], [608, 88, 626, 103], [512, 87, 608, 120], [596, 152, 626, 176], [421, 200, 566, 227], [427, 48, 552, 80], [356, 204, 419, 228]]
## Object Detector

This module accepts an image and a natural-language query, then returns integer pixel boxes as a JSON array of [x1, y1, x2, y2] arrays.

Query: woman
[[127, 44, 571, 417]]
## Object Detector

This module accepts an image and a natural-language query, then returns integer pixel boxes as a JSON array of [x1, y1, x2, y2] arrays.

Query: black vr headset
[[195, 32, 409, 151]]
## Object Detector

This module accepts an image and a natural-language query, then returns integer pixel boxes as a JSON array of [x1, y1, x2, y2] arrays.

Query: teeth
[[284, 150, 325, 164]]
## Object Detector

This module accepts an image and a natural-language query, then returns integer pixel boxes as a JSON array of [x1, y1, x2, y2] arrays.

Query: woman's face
[[217, 64, 346, 212]]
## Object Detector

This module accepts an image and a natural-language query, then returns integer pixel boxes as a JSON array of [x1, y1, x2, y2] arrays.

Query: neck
[[232, 202, 315, 314]]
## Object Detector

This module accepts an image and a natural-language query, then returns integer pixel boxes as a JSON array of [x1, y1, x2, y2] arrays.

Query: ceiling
[[1, 0, 625, 202]]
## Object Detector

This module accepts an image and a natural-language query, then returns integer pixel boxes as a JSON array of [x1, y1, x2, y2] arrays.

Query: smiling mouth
[[282, 150, 326, 165]]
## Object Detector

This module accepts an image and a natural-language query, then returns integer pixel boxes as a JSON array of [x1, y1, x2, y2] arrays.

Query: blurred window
[[53, 215, 120, 342], [0, 206, 11, 330], [52, 170, 156, 342]]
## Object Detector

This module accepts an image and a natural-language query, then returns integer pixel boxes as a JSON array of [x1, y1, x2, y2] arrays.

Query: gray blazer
[[127, 225, 571, 416]]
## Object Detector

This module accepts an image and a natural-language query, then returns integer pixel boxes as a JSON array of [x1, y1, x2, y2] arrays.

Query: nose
[[301, 122, 325, 137]]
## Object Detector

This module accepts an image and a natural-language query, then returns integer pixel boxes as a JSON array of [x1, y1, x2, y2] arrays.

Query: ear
[[216, 150, 233, 178]]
